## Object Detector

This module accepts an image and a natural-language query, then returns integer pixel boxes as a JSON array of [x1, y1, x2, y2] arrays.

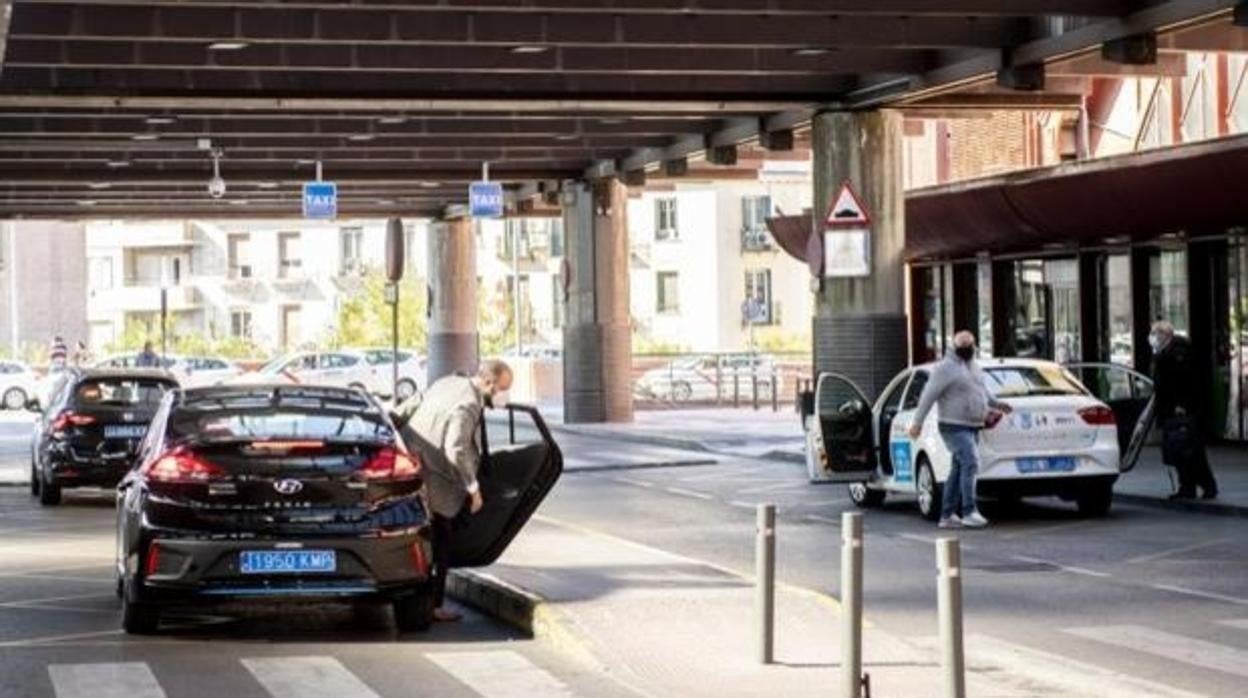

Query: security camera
[[207, 175, 227, 199]]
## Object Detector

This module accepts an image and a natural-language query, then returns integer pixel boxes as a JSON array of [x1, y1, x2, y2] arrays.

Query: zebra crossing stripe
[[427, 650, 574, 698], [49, 662, 165, 698], [242, 656, 380, 698], [1218, 618, 1248, 630], [1067, 625, 1248, 679]]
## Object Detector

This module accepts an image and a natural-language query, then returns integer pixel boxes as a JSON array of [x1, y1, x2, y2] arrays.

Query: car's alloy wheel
[[916, 459, 942, 522], [848, 482, 887, 508], [2, 387, 25, 411], [672, 381, 693, 402], [121, 577, 160, 635], [393, 587, 436, 633], [395, 379, 418, 401], [38, 470, 61, 506], [29, 460, 39, 496]]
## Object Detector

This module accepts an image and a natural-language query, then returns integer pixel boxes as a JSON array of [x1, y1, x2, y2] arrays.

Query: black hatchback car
[[30, 368, 179, 506], [115, 384, 562, 636]]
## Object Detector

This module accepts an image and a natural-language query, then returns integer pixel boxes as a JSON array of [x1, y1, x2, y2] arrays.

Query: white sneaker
[[962, 511, 989, 528], [937, 515, 963, 529]]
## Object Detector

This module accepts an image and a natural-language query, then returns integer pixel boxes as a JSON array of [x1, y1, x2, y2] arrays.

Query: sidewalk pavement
[[450, 515, 1201, 698], [546, 407, 1248, 517]]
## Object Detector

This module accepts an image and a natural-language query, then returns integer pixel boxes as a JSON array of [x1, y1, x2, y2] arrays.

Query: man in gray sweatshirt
[[908, 331, 1012, 528]]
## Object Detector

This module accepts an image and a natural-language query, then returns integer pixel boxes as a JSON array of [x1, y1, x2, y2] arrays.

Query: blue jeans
[[938, 424, 980, 518]]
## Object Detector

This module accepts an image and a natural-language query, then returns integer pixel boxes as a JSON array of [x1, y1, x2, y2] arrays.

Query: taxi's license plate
[[239, 550, 336, 574], [1015, 457, 1077, 474]]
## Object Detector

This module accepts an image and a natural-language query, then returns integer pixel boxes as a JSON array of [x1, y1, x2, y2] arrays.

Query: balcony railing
[[741, 228, 773, 251]]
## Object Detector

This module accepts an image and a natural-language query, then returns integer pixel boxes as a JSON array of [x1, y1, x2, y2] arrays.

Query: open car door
[[806, 372, 877, 483], [1066, 362, 1155, 472], [448, 404, 563, 568]]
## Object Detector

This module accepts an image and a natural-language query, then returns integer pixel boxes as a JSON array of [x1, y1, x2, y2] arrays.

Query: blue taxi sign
[[469, 181, 504, 218], [302, 181, 338, 220]]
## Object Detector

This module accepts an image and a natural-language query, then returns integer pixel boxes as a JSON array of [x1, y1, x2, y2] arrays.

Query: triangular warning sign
[[824, 180, 870, 228]]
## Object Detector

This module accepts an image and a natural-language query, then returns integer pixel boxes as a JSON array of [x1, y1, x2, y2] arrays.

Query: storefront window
[[1149, 248, 1188, 335], [976, 260, 993, 357], [1103, 254, 1133, 366], [1226, 234, 1247, 441], [1010, 258, 1080, 363]]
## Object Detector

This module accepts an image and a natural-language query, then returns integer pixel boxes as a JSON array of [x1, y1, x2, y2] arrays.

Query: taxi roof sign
[[824, 180, 870, 229]]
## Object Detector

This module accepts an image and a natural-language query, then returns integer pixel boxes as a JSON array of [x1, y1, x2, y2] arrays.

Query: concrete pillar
[[812, 110, 908, 399], [426, 217, 478, 384], [562, 179, 634, 423]]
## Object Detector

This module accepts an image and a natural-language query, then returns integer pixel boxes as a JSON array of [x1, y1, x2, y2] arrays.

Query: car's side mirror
[[25, 398, 40, 413]]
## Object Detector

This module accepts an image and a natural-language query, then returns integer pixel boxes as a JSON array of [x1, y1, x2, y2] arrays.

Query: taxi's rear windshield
[[982, 366, 1087, 398], [74, 378, 174, 408], [170, 390, 392, 443]]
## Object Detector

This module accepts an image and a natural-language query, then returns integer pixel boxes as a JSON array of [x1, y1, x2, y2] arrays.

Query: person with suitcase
[[1150, 320, 1218, 500]]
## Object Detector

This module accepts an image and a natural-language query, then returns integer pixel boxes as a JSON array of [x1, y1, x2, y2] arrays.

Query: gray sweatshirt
[[912, 353, 1009, 429]]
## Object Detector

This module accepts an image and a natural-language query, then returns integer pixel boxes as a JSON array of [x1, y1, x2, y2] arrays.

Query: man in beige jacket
[[394, 360, 513, 622]]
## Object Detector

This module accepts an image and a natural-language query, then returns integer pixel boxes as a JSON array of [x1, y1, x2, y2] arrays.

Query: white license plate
[[103, 425, 146, 439], [239, 550, 336, 574]]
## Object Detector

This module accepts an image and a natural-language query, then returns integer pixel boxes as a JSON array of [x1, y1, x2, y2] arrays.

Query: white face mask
[[490, 389, 511, 410], [1148, 333, 1164, 351]]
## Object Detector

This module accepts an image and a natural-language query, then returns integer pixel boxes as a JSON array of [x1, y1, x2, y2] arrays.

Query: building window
[[552, 276, 566, 329], [230, 310, 253, 339], [502, 219, 534, 260], [744, 269, 775, 325], [339, 226, 364, 275], [227, 233, 252, 279], [87, 257, 114, 291], [550, 218, 565, 258], [278, 232, 301, 279], [741, 196, 773, 251], [656, 271, 680, 314], [655, 198, 679, 241]]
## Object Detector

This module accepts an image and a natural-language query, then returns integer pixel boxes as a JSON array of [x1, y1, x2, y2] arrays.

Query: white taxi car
[[803, 358, 1153, 520]]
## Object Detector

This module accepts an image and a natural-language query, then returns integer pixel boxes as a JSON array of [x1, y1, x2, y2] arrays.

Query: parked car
[[0, 360, 38, 410], [636, 353, 782, 402], [234, 351, 379, 393], [502, 345, 562, 360], [802, 358, 1152, 520], [114, 384, 564, 635], [29, 368, 179, 506], [353, 348, 424, 400], [166, 356, 243, 388], [94, 352, 177, 371]]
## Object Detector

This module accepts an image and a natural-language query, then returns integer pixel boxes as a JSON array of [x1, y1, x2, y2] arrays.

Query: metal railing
[[631, 351, 807, 411]]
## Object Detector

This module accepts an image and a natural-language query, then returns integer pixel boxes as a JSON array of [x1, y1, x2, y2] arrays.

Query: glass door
[[1227, 234, 1248, 441]]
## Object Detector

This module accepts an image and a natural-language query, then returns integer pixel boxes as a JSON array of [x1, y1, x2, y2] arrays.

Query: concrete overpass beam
[[562, 179, 633, 424], [812, 110, 908, 400], [426, 217, 479, 384]]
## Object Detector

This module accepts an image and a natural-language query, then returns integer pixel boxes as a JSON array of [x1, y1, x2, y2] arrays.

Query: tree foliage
[[329, 268, 428, 349]]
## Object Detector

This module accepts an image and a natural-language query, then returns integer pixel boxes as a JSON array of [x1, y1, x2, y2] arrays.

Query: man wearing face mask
[[908, 331, 1013, 528], [393, 359, 514, 622], [1150, 321, 1218, 500]]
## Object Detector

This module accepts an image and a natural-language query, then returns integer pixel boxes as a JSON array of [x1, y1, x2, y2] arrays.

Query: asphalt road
[[5, 409, 1248, 696], [534, 428, 1248, 698]]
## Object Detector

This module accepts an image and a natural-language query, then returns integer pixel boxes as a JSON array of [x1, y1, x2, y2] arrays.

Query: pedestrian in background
[[72, 341, 92, 367], [1150, 320, 1218, 500], [909, 331, 1013, 528], [135, 341, 160, 368], [48, 336, 67, 369], [392, 360, 513, 622]]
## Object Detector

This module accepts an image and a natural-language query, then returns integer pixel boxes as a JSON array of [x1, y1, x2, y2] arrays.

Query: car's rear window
[[170, 390, 392, 443], [74, 378, 174, 408], [982, 366, 1087, 398]]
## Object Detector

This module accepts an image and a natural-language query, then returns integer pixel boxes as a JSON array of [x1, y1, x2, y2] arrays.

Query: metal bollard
[[841, 512, 864, 698], [756, 503, 776, 664], [771, 366, 779, 412], [734, 372, 740, 408], [937, 538, 966, 698], [752, 373, 759, 410]]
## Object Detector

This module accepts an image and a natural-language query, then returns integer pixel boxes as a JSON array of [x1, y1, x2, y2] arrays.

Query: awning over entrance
[[907, 132, 1248, 259]]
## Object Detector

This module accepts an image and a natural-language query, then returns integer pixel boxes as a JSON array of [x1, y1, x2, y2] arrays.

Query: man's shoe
[[1169, 491, 1196, 500], [433, 608, 463, 623], [1200, 489, 1218, 500], [937, 515, 962, 529], [962, 511, 990, 528]]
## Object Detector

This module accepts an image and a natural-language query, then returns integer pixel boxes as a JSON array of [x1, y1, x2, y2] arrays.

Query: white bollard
[[937, 537, 966, 698], [841, 512, 863, 697]]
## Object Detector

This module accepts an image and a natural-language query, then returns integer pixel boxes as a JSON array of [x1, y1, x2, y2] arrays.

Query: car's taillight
[[1079, 405, 1117, 425], [409, 541, 430, 576], [51, 411, 95, 432], [141, 447, 227, 483], [144, 541, 162, 577], [359, 447, 422, 482]]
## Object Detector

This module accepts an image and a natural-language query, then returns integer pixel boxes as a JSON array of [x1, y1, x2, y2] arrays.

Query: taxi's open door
[[1066, 362, 1155, 472], [806, 372, 877, 483], [448, 405, 563, 568]]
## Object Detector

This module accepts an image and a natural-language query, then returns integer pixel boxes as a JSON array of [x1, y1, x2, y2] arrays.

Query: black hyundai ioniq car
[[30, 368, 179, 506]]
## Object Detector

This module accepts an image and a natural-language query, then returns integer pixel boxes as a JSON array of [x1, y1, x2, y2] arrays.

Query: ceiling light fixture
[[256, 181, 279, 189], [377, 116, 408, 125], [418, 181, 439, 189], [207, 41, 249, 51], [792, 47, 829, 56], [145, 116, 176, 125], [76, 200, 98, 207], [598, 117, 627, 125], [106, 160, 130, 168], [510, 45, 549, 54], [88, 182, 112, 190], [347, 134, 376, 142], [554, 134, 579, 141], [228, 199, 248, 205], [131, 133, 159, 141]]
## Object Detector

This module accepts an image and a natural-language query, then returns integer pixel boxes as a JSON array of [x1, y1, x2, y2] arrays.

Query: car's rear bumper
[[977, 473, 1118, 498], [45, 451, 130, 488], [133, 528, 433, 604]]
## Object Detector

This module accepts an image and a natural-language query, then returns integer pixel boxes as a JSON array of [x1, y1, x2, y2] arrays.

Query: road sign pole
[[756, 503, 776, 664], [392, 285, 399, 399], [841, 512, 864, 698], [937, 538, 966, 698]]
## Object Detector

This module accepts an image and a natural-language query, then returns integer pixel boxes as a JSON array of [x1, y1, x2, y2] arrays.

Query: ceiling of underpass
[[0, 0, 1240, 218]]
